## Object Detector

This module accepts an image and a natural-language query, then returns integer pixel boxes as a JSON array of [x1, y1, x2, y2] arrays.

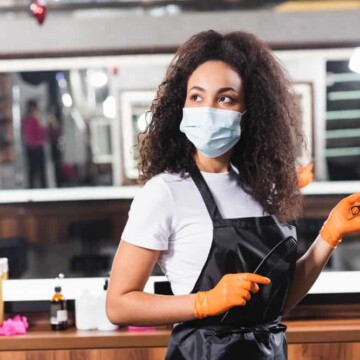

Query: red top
[[22, 115, 46, 148]]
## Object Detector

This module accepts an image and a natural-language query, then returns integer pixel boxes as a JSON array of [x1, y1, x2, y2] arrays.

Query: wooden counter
[[286, 318, 360, 359], [0, 326, 170, 352], [1, 319, 360, 359], [287, 318, 360, 344]]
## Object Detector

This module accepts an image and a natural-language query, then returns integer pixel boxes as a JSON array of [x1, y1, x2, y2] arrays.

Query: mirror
[[276, 47, 360, 182], [0, 49, 360, 281], [1, 49, 360, 190], [0, 55, 171, 190]]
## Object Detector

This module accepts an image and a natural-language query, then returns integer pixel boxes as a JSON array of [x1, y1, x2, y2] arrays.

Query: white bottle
[[75, 289, 98, 330], [97, 279, 118, 331], [0, 258, 8, 280]]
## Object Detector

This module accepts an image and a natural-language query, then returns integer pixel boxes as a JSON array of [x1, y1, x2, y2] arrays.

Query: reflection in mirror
[[275, 47, 360, 181], [0, 66, 122, 189], [0, 56, 172, 190], [1, 49, 359, 190], [325, 58, 360, 180]]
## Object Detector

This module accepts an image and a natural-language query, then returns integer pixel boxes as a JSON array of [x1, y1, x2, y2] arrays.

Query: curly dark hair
[[138, 30, 305, 222]]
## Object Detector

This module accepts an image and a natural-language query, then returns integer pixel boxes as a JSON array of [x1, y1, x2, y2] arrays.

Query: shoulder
[[133, 172, 184, 205], [142, 172, 182, 191], [136, 171, 194, 207], [144, 172, 190, 191]]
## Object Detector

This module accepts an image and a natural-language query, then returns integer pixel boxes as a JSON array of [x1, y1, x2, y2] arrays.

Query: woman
[[22, 99, 47, 188], [106, 30, 360, 359]]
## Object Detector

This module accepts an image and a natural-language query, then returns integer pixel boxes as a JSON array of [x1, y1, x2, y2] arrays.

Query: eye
[[219, 95, 233, 103], [190, 94, 202, 102]]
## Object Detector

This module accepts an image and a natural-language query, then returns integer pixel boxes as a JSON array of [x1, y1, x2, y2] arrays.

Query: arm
[[106, 240, 271, 326], [284, 192, 360, 313], [106, 240, 196, 326], [106, 178, 199, 326], [284, 234, 333, 313]]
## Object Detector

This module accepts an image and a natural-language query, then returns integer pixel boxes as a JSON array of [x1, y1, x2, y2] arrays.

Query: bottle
[[0, 258, 9, 325], [0, 263, 3, 325], [75, 289, 97, 330], [50, 274, 68, 331], [0, 258, 8, 280], [97, 279, 118, 331]]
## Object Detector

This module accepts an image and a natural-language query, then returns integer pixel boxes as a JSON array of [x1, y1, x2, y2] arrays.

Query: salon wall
[[1, 7, 358, 185], [0, 9, 360, 57]]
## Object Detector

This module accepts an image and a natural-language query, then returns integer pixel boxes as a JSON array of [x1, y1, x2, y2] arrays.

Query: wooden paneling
[[285, 318, 360, 344], [288, 343, 360, 360], [0, 348, 167, 360], [2, 317, 360, 359], [285, 303, 360, 322], [0, 200, 131, 244], [2, 345, 360, 360], [302, 194, 344, 219], [0, 327, 170, 352], [1, 343, 360, 360], [0, 217, 19, 238], [0, 194, 345, 244]]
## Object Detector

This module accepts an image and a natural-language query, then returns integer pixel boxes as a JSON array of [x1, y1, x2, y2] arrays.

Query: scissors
[[350, 205, 360, 216]]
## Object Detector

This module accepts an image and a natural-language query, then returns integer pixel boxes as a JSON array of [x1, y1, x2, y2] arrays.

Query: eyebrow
[[189, 86, 239, 94]]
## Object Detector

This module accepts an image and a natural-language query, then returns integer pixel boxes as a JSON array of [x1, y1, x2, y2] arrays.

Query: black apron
[[165, 168, 297, 360]]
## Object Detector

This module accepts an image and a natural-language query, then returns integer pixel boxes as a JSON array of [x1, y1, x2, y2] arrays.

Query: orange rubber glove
[[296, 162, 314, 189], [320, 192, 360, 248], [193, 273, 271, 319]]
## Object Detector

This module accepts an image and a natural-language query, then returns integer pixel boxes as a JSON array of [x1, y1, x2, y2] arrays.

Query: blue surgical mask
[[179, 107, 245, 158]]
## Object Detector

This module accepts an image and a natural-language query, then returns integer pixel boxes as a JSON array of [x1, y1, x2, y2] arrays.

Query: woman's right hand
[[296, 162, 314, 189], [320, 192, 360, 248], [193, 273, 271, 319]]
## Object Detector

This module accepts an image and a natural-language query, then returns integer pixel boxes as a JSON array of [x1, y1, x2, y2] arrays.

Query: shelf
[[0, 181, 357, 204], [0, 186, 140, 204]]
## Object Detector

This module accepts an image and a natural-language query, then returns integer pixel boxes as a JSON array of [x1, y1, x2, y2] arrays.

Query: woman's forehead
[[187, 61, 243, 90]]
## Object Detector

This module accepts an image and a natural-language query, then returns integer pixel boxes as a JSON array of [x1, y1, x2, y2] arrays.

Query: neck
[[194, 151, 232, 173]]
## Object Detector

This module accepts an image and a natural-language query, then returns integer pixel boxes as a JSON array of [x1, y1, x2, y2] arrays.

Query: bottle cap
[[54, 273, 65, 293], [0, 258, 8, 274], [103, 279, 108, 291]]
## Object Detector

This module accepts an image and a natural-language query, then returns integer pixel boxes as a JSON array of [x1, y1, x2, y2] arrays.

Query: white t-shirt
[[121, 167, 267, 295]]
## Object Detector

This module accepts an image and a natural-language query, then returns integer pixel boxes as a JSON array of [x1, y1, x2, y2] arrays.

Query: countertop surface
[[2, 318, 360, 351], [0, 181, 358, 204]]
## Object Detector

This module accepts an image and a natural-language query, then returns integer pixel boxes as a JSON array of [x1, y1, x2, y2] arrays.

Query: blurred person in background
[[22, 99, 47, 188]]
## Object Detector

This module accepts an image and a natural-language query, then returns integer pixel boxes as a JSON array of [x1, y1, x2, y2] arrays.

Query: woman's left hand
[[296, 162, 314, 189]]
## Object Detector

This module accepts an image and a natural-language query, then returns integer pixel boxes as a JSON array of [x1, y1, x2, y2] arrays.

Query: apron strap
[[189, 167, 223, 222]]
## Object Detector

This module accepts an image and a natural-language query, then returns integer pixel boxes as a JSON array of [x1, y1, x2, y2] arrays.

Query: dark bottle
[[50, 285, 68, 330]]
